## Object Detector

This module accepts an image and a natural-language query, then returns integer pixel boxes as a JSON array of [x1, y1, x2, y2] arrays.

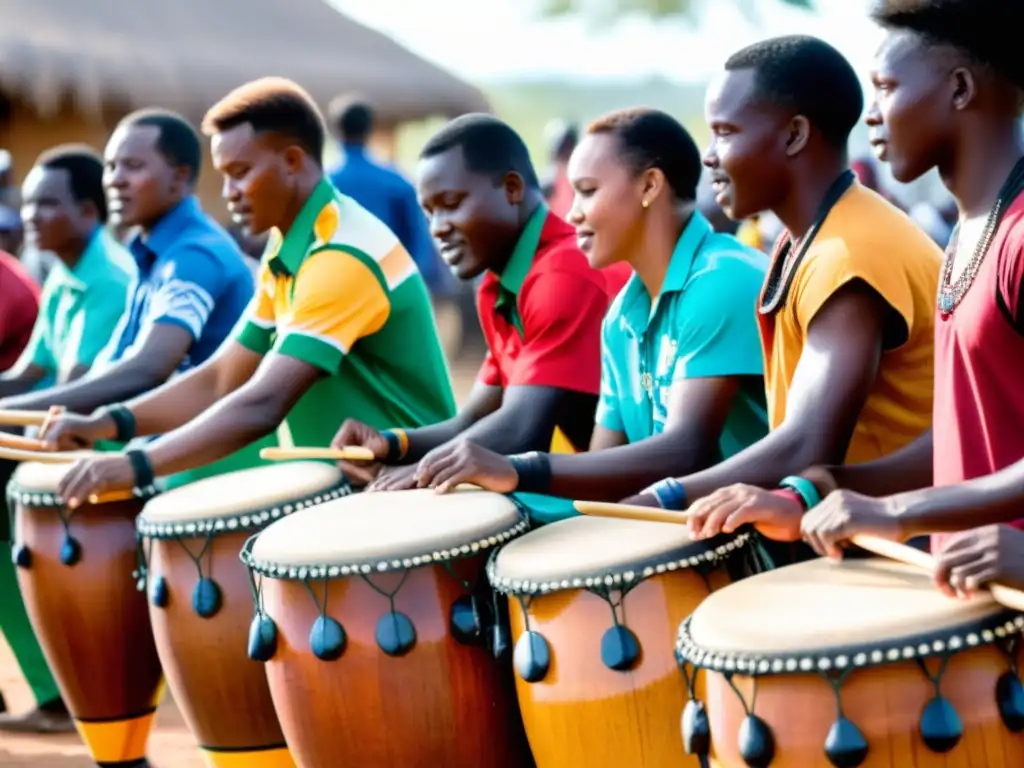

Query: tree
[[540, 0, 814, 19]]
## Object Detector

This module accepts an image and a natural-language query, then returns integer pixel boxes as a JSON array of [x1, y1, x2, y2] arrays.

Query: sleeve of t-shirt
[[143, 245, 223, 339], [274, 248, 391, 374], [509, 267, 608, 393], [670, 256, 765, 380], [594, 315, 625, 433], [997, 236, 1024, 329], [73, 280, 131, 367], [792, 239, 917, 339], [234, 262, 277, 356], [477, 350, 502, 387]]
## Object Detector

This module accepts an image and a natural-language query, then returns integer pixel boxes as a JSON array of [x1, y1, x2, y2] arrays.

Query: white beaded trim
[[487, 531, 752, 597], [137, 483, 350, 539], [675, 611, 1024, 676], [241, 517, 530, 580], [8, 484, 158, 508]]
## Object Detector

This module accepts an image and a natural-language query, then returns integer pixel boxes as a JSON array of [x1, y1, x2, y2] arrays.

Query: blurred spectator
[[0, 150, 17, 208], [910, 198, 957, 248], [327, 99, 445, 294], [697, 180, 739, 235], [542, 119, 578, 220], [228, 223, 267, 277], [0, 204, 22, 256], [851, 156, 904, 210]]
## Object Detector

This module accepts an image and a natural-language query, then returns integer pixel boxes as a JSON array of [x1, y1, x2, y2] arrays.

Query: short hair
[[118, 109, 202, 182], [333, 100, 374, 143], [34, 144, 108, 222], [419, 114, 540, 189], [871, 0, 1024, 90], [587, 108, 702, 202], [202, 77, 326, 164], [725, 35, 864, 148]]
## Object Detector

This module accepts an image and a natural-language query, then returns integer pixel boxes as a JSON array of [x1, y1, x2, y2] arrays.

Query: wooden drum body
[[137, 462, 348, 768], [676, 557, 1024, 768], [488, 515, 757, 768], [242, 487, 534, 768], [8, 461, 163, 766]]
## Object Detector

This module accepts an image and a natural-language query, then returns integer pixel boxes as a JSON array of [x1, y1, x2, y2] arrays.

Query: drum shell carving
[[15, 495, 164, 762], [147, 529, 288, 755], [262, 553, 532, 768], [701, 644, 1024, 767], [510, 564, 730, 768]]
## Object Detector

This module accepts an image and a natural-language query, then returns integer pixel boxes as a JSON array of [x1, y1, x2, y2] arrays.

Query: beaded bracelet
[[381, 429, 409, 462]]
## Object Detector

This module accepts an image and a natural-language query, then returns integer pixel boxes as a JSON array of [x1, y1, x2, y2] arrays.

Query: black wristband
[[125, 449, 156, 493], [507, 452, 552, 494], [103, 404, 136, 443]]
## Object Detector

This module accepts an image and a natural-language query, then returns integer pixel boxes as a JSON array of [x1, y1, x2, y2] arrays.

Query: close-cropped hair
[[419, 114, 540, 189], [34, 144, 108, 222], [117, 108, 202, 182]]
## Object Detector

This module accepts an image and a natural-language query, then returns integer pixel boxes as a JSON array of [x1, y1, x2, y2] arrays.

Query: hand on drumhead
[[39, 412, 116, 451], [933, 525, 1024, 599], [800, 490, 904, 561], [366, 464, 419, 493], [413, 441, 519, 495], [57, 454, 135, 509], [686, 485, 804, 542], [331, 418, 389, 485]]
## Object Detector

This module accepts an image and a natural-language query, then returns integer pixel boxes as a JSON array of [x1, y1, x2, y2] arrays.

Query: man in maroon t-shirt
[[332, 115, 624, 489], [0, 249, 40, 370]]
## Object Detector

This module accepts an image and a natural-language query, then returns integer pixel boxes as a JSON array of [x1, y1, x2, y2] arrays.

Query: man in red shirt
[[0, 249, 39, 371], [334, 114, 623, 489], [686, 0, 1024, 567]]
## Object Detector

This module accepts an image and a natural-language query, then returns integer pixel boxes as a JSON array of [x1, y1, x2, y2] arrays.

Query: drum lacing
[[441, 560, 505, 657], [995, 636, 1024, 732]]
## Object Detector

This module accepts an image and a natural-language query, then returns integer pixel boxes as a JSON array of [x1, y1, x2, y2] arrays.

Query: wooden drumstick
[[852, 534, 1024, 613], [87, 490, 137, 505], [39, 405, 65, 437], [573, 500, 692, 525], [0, 409, 56, 427], [0, 433, 50, 452], [0, 447, 95, 464], [260, 446, 377, 462]]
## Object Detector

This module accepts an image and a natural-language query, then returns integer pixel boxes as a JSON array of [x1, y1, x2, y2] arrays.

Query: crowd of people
[[0, 0, 1022, 760]]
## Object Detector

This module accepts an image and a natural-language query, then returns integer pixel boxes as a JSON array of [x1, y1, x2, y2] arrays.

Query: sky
[[331, 0, 885, 85]]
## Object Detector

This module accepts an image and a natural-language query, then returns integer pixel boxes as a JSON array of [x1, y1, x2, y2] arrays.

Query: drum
[[675, 557, 1024, 767], [487, 514, 759, 768], [136, 462, 348, 768], [8, 460, 163, 767], [241, 487, 534, 768]]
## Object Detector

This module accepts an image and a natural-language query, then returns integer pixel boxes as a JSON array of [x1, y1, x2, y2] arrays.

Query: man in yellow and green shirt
[[42, 77, 455, 504]]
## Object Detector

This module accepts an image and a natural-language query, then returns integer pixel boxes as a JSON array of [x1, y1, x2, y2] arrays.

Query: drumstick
[[0, 447, 95, 464], [852, 535, 1024, 613], [573, 500, 692, 525], [260, 446, 377, 462], [86, 490, 136, 505], [0, 433, 50, 452], [39, 405, 65, 437], [0, 409, 55, 427]]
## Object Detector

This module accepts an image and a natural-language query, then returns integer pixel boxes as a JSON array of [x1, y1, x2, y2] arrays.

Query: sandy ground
[[0, 354, 483, 766]]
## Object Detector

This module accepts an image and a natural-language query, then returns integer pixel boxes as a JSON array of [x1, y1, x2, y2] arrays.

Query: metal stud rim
[[8, 484, 159, 509]]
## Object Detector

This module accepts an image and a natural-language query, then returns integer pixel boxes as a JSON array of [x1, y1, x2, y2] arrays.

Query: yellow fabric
[[550, 427, 574, 454], [75, 710, 156, 763], [761, 184, 941, 464], [203, 746, 296, 768]]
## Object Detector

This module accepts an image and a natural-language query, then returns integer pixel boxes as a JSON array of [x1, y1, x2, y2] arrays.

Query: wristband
[[507, 452, 552, 494], [646, 477, 687, 510], [381, 429, 409, 462], [102, 404, 136, 443], [779, 475, 821, 510], [125, 449, 156, 494], [770, 488, 806, 509]]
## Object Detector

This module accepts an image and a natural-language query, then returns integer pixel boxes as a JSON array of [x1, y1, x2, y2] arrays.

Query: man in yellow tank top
[[621, 36, 940, 549]]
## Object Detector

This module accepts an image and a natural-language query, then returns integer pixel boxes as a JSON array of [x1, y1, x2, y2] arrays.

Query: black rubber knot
[[310, 615, 346, 661], [681, 698, 710, 756], [738, 713, 775, 768], [59, 536, 81, 566], [149, 575, 169, 608], [13, 544, 31, 569], [996, 672, 1024, 732], [513, 630, 550, 683], [248, 614, 278, 662], [919, 695, 962, 753], [376, 611, 416, 656], [450, 595, 483, 645], [601, 625, 640, 672], [824, 716, 868, 767], [192, 577, 222, 619]]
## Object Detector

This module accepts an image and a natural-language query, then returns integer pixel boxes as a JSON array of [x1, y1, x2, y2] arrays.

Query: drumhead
[[488, 514, 749, 596], [8, 456, 138, 507], [246, 487, 526, 577], [138, 462, 346, 537], [677, 557, 1023, 676]]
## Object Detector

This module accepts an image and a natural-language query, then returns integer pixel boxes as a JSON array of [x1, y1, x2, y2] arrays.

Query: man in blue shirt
[[0, 111, 263, 484], [328, 100, 443, 293]]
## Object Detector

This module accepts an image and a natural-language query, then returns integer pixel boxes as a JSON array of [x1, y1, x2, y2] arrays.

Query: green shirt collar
[[498, 204, 548, 297], [267, 177, 336, 276], [48, 227, 114, 291]]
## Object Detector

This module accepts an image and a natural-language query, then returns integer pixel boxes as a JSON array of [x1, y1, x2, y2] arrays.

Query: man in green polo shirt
[[0, 146, 132, 734], [42, 77, 455, 506]]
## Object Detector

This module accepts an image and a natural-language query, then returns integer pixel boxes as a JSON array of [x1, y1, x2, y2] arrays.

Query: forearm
[[820, 429, 933, 497], [546, 433, 716, 501], [0, 374, 39, 399], [1, 363, 161, 415], [403, 415, 475, 463], [124, 363, 224, 436]]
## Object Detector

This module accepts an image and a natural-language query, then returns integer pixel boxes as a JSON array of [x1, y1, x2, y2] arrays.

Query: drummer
[[693, 1, 1024, 559], [619, 36, 940, 521], [332, 114, 625, 492], [408, 109, 770, 516], [45, 77, 456, 505]]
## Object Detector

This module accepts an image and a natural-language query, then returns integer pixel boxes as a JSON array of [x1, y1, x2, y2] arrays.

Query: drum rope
[[822, 668, 856, 718], [174, 532, 216, 581], [723, 672, 760, 717], [914, 652, 953, 697], [133, 532, 155, 592], [359, 571, 411, 615], [240, 533, 267, 617], [300, 576, 330, 617]]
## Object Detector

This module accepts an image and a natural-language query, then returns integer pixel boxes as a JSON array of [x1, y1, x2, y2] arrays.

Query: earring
[[642, 200, 649, 209]]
